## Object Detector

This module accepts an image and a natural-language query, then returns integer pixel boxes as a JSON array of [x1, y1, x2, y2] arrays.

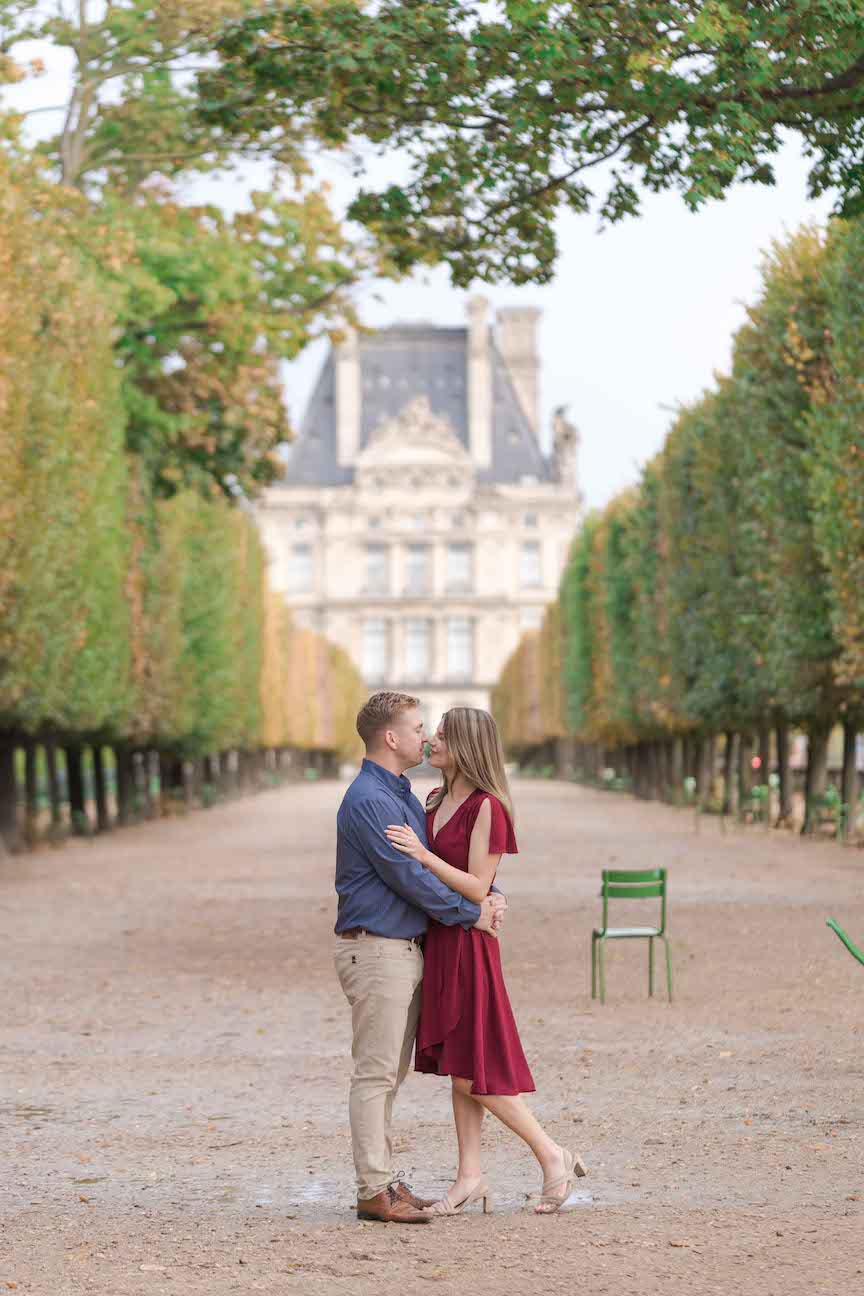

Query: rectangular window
[[447, 617, 473, 680], [446, 542, 473, 593], [366, 544, 389, 595], [520, 540, 542, 589], [404, 618, 431, 681], [287, 543, 313, 594], [362, 619, 389, 682], [405, 544, 430, 595]]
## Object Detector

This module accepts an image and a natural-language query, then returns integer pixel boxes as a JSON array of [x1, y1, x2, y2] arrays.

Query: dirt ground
[[2, 776, 863, 1296]]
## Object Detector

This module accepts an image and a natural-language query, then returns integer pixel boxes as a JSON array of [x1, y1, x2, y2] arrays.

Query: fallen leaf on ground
[[669, 1240, 690, 1248]]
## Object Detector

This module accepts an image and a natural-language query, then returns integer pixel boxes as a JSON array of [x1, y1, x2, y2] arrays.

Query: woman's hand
[[385, 822, 428, 864]]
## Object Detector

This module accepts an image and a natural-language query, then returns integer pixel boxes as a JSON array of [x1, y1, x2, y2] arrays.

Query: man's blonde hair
[[356, 691, 421, 746]]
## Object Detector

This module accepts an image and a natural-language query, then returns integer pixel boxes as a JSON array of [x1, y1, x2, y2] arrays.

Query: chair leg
[[591, 934, 597, 1000], [663, 937, 673, 1003], [648, 936, 654, 997], [598, 938, 606, 1004]]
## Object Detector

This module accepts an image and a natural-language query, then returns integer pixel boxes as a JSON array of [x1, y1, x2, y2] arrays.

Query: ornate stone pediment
[[355, 396, 474, 491]]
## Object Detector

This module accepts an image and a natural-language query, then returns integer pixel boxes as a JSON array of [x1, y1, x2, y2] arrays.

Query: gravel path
[[2, 777, 863, 1295]]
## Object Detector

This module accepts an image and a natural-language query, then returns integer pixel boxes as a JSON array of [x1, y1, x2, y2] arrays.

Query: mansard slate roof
[[280, 324, 557, 487]]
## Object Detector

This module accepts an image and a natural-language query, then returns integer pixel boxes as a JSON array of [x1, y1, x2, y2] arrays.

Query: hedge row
[[0, 142, 365, 851], [493, 220, 864, 836]]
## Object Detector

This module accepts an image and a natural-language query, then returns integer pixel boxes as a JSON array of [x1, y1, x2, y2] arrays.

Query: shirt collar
[[362, 757, 413, 801]]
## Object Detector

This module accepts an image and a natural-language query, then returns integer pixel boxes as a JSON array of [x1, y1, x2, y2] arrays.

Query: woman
[[385, 706, 587, 1216]]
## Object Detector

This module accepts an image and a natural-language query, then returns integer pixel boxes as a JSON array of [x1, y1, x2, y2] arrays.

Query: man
[[334, 691, 506, 1224]]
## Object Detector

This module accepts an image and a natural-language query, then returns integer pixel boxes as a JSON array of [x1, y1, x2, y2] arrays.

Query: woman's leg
[[458, 1083, 571, 1213], [445, 1080, 485, 1201]]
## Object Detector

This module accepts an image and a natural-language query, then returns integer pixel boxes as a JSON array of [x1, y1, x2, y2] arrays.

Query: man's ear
[[383, 728, 397, 752]]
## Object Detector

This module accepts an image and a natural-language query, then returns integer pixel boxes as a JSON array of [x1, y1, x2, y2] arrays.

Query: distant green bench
[[826, 917, 864, 967]]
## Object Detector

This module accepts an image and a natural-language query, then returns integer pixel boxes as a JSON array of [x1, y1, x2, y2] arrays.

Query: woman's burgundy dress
[[415, 789, 535, 1096]]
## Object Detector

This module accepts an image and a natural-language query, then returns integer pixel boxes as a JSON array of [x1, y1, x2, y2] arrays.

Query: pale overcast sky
[[7, 36, 835, 511]]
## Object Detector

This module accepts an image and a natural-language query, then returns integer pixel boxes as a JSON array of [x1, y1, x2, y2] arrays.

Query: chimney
[[335, 327, 361, 467], [466, 295, 491, 469], [496, 306, 541, 435]]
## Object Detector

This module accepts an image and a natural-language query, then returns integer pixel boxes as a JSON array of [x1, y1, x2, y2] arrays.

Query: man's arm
[[350, 798, 482, 929]]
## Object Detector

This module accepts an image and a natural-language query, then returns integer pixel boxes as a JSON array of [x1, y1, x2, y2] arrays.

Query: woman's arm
[[385, 799, 501, 906]]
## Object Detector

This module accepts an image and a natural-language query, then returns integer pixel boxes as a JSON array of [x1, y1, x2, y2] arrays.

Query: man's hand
[[474, 893, 507, 937]]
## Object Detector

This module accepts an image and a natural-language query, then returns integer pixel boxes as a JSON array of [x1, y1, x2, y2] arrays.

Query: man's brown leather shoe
[[392, 1180, 437, 1210], [357, 1186, 431, 1224]]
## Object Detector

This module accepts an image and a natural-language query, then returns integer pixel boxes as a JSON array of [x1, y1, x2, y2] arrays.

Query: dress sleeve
[[469, 794, 518, 855]]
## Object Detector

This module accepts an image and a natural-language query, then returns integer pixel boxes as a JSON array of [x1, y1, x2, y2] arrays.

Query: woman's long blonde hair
[[427, 707, 514, 823]]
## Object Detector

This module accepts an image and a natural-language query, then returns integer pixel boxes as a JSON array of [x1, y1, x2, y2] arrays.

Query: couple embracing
[[333, 691, 587, 1223]]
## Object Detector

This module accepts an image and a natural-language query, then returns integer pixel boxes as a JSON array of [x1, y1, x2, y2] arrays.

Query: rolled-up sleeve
[[349, 798, 481, 929]]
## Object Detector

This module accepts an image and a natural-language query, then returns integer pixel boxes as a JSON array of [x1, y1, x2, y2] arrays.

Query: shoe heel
[[573, 1155, 588, 1179], [482, 1192, 494, 1214]]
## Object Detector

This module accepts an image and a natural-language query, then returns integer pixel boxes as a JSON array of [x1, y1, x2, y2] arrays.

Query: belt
[[340, 927, 424, 946]]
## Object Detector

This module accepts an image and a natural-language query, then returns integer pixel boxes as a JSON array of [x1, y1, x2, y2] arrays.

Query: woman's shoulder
[[469, 790, 518, 852], [473, 790, 509, 816]]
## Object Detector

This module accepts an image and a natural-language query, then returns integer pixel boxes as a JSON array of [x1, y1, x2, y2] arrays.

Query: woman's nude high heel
[[423, 1181, 494, 1216], [534, 1149, 588, 1215]]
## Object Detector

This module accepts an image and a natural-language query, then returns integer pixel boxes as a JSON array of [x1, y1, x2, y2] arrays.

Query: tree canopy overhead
[[199, 0, 864, 284], [0, 1, 385, 499]]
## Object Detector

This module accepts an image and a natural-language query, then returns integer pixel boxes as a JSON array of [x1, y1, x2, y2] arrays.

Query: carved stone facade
[[256, 298, 582, 725]]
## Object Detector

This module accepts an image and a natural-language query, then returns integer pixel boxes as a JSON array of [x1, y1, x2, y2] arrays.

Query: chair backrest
[[826, 917, 864, 967], [601, 868, 667, 932]]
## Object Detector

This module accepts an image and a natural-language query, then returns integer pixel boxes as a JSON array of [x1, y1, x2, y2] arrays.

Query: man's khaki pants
[[334, 933, 424, 1201]]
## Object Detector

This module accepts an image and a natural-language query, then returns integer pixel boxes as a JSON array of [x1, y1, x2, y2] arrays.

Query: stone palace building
[[255, 297, 582, 723]]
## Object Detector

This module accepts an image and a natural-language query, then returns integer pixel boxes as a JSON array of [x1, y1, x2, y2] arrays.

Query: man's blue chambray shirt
[[334, 758, 482, 938]]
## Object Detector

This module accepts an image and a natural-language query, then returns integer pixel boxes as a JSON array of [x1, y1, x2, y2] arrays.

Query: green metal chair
[[592, 868, 672, 1003], [826, 917, 864, 967]]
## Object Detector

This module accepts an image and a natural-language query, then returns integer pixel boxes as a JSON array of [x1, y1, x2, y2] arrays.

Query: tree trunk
[[737, 733, 754, 821], [636, 744, 646, 798], [92, 745, 110, 833], [757, 724, 772, 825], [203, 752, 220, 804], [24, 741, 40, 846], [66, 744, 91, 835], [841, 719, 859, 841], [802, 722, 831, 836], [670, 736, 684, 804], [46, 742, 64, 839], [698, 735, 715, 810], [115, 746, 135, 827], [775, 724, 792, 826], [0, 738, 20, 852], [140, 751, 158, 819], [721, 732, 736, 818], [221, 749, 233, 794], [645, 743, 654, 798], [650, 742, 663, 801], [757, 725, 771, 784], [158, 752, 186, 812]]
